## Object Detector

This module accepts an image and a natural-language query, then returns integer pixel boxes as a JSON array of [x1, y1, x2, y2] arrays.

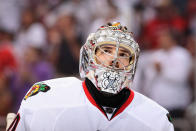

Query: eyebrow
[[101, 46, 113, 50], [119, 48, 130, 54], [101, 45, 130, 54]]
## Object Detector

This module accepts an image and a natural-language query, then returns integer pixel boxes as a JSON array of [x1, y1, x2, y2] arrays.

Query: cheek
[[96, 54, 107, 64], [118, 58, 129, 66], [95, 53, 113, 66]]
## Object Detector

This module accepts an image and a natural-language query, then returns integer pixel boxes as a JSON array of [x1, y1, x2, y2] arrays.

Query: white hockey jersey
[[8, 77, 174, 131]]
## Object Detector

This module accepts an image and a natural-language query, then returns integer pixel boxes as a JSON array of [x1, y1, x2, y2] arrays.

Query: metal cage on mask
[[79, 22, 140, 94], [94, 41, 135, 71]]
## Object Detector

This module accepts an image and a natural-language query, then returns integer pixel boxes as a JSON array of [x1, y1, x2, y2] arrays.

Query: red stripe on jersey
[[82, 81, 107, 119], [111, 89, 134, 120]]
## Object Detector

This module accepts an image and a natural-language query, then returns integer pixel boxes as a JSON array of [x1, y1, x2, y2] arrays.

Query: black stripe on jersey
[[7, 113, 20, 131]]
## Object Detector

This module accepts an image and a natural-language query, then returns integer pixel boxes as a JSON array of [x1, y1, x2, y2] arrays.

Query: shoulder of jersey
[[132, 91, 168, 112], [127, 91, 171, 128], [21, 77, 84, 109]]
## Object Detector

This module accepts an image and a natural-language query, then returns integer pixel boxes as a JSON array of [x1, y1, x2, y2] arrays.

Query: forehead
[[100, 45, 130, 53], [97, 41, 133, 54]]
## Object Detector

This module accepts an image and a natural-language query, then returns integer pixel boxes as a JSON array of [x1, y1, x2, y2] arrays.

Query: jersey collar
[[82, 79, 134, 121]]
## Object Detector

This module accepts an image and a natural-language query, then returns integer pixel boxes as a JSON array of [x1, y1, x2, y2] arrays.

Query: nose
[[109, 60, 120, 68]]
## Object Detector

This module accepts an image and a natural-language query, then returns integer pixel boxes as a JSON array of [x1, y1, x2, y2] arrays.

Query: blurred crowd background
[[0, 0, 195, 130]]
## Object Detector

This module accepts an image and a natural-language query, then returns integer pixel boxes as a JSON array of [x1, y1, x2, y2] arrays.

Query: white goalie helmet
[[80, 22, 140, 94]]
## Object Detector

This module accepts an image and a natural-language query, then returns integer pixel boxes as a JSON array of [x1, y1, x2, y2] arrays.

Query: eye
[[119, 52, 129, 57], [103, 49, 112, 54]]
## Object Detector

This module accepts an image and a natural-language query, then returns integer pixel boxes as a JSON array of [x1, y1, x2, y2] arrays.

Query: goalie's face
[[94, 42, 134, 71]]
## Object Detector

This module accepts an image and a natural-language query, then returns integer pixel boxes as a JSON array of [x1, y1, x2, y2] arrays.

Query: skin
[[95, 44, 131, 69]]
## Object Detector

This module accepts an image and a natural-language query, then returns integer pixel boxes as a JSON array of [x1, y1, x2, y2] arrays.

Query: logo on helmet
[[102, 71, 120, 91]]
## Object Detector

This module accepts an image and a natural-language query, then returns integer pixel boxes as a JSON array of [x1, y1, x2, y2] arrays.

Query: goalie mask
[[80, 22, 140, 94]]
